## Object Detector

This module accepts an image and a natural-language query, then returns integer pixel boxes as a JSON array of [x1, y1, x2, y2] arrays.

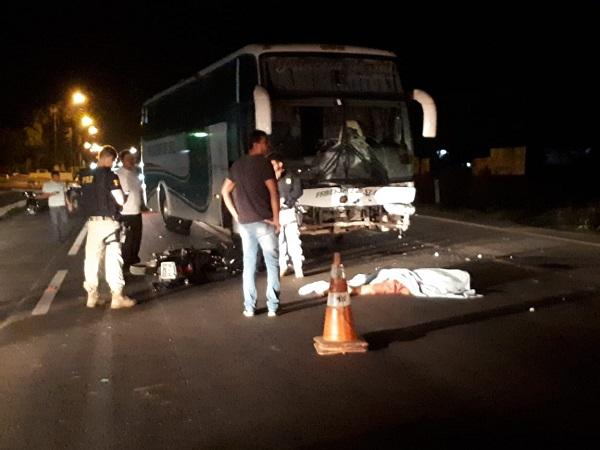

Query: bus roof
[[143, 44, 397, 106]]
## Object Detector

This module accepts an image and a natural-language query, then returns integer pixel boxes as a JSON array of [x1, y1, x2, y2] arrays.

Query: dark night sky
[[0, 1, 596, 158]]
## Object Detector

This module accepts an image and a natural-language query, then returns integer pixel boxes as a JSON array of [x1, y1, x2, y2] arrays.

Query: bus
[[140, 44, 436, 239]]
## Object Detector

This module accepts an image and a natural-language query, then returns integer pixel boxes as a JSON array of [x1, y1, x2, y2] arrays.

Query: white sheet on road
[[299, 268, 481, 299]]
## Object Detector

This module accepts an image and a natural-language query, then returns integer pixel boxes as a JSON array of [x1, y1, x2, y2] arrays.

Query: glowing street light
[[72, 91, 87, 105], [90, 143, 103, 153], [129, 146, 138, 154], [88, 126, 99, 136], [81, 115, 94, 127], [83, 142, 92, 150]]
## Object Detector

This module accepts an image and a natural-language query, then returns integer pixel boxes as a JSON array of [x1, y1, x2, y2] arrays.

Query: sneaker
[[86, 290, 99, 308], [267, 310, 277, 317], [243, 310, 254, 317], [111, 293, 136, 309]]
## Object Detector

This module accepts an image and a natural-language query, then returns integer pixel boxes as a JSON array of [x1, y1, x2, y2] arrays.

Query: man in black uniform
[[268, 153, 304, 278], [80, 146, 136, 309]]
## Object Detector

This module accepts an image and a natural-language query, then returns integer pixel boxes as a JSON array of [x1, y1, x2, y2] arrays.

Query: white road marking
[[32, 270, 68, 315], [68, 222, 88, 256], [0, 200, 26, 217]]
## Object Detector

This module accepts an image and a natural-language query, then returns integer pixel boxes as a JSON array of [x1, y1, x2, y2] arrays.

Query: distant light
[[89, 162, 97, 170], [90, 143, 103, 153], [437, 149, 448, 158], [466, 162, 472, 168], [129, 146, 138, 154], [72, 91, 87, 105], [88, 126, 99, 136], [138, 173, 145, 181], [81, 115, 94, 127], [180, 149, 191, 154], [297, 169, 302, 173], [138, 161, 144, 169], [83, 142, 92, 150], [191, 132, 208, 138]]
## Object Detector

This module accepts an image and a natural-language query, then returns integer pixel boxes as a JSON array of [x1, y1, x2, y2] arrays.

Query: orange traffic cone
[[313, 252, 368, 355]]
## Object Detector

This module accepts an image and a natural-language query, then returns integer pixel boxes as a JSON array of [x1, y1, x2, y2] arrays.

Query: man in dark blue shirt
[[80, 146, 136, 309]]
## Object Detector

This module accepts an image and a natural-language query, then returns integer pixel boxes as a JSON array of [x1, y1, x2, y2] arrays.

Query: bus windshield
[[270, 101, 414, 186]]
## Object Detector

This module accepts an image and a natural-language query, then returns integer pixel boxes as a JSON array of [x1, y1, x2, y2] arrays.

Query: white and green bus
[[141, 44, 436, 238]]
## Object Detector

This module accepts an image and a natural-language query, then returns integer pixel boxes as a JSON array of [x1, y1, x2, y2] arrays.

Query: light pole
[[49, 105, 59, 166], [71, 91, 88, 171]]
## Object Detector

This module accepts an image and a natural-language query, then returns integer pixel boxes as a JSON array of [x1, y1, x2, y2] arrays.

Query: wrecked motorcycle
[[131, 246, 242, 291]]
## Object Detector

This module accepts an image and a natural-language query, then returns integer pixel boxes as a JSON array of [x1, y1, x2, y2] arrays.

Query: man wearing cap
[[268, 153, 304, 278]]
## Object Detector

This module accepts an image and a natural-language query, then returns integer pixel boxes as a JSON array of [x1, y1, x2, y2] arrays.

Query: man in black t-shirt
[[80, 146, 135, 309], [221, 130, 281, 317]]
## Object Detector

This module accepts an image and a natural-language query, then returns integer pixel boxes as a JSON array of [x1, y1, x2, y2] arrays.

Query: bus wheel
[[159, 184, 192, 235]]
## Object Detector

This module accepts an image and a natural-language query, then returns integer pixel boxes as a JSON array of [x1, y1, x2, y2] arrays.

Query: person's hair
[[250, 129, 268, 146], [51, 170, 60, 177], [120, 150, 132, 161], [99, 145, 117, 160]]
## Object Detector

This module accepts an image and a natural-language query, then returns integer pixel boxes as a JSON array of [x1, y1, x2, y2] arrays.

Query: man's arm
[[111, 189, 125, 206], [110, 174, 125, 206], [63, 184, 72, 211], [117, 171, 131, 196], [265, 178, 280, 231], [221, 178, 239, 222], [38, 182, 56, 199]]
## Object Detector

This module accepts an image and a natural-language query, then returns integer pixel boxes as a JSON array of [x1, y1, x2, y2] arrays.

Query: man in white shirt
[[41, 170, 72, 243], [117, 150, 144, 269]]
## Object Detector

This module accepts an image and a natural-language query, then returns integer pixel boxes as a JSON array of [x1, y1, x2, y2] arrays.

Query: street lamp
[[88, 126, 99, 136], [72, 91, 87, 106], [81, 115, 94, 127]]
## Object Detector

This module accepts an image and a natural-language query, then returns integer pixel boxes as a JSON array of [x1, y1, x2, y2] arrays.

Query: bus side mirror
[[411, 89, 437, 138], [253, 86, 272, 135]]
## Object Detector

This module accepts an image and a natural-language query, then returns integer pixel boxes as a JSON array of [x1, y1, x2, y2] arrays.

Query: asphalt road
[[1, 208, 599, 449]]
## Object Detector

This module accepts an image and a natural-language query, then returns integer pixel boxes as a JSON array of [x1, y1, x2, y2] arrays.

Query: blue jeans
[[49, 206, 69, 242], [238, 221, 280, 313]]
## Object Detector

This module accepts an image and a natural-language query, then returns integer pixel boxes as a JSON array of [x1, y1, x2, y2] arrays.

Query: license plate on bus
[[159, 261, 177, 280]]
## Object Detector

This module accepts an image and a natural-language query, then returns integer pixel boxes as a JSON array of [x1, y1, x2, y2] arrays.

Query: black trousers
[[121, 214, 142, 266]]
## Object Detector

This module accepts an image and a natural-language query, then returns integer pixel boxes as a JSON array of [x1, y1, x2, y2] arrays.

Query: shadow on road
[[363, 289, 598, 351]]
